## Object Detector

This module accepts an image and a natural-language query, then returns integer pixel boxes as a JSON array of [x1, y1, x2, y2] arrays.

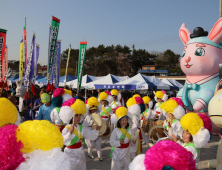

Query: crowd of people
[[0, 83, 212, 170]]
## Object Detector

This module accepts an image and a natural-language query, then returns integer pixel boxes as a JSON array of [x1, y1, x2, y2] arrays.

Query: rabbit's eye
[[195, 48, 205, 56]]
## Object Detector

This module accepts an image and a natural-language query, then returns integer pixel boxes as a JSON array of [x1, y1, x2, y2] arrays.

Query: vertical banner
[[64, 44, 71, 87], [3, 46, 8, 80], [51, 40, 61, 88], [19, 40, 24, 84], [24, 33, 35, 88], [33, 44, 40, 83], [0, 29, 7, 81], [47, 16, 60, 83], [23, 25, 27, 71], [77, 41, 87, 92]]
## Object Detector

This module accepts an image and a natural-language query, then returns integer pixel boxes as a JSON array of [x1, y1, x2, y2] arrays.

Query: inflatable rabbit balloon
[[177, 18, 222, 133]]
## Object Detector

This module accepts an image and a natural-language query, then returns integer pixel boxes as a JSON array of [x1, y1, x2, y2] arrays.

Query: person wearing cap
[[153, 98, 185, 143], [50, 88, 73, 132], [110, 106, 136, 170], [60, 98, 101, 170], [98, 91, 113, 145], [110, 89, 122, 110], [141, 96, 153, 146], [172, 112, 211, 168], [154, 91, 168, 120], [126, 95, 143, 161], [83, 97, 103, 161]]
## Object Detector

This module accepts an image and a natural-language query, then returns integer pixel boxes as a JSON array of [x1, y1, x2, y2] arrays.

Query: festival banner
[[77, 42, 87, 92], [47, 16, 60, 83], [0, 29, 7, 81], [33, 44, 40, 83], [64, 44, 71, 86], [51, 40, 61, 88], [23, 25, 27, 71], [19, 40, 24, 84], [3, 46, 8, 80], [24, 33, 35, 88]]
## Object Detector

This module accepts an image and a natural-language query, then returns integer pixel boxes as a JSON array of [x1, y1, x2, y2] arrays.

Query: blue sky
[[1, 0, 220, 65]]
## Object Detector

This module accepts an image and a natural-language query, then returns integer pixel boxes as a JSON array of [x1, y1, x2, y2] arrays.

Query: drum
[[142, 119, 153, 134], [148, 125, 167, 143], [101, 123, 112, 139], [153, 120, 164, 126]]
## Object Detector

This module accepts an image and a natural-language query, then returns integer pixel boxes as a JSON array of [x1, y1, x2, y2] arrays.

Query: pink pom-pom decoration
[[62, 98, 76, 106], [105, 91, 111, 95], [85, 98, 89, 104], [198, 113, 212, 132], [161, 90, 166, 94], [0, 124, 25, 170], [53, 88, 65, 98], [134, 97, 144, 105], [172, 97, 184, 108], [144, 140, 196, 170]]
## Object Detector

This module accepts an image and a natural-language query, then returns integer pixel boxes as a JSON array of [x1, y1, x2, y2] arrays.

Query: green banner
[[77, 42, 87, 92], [47, 16, 60, 83]]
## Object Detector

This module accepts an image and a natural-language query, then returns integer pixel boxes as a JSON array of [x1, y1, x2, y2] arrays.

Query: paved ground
[[83, 135, 220, 170]]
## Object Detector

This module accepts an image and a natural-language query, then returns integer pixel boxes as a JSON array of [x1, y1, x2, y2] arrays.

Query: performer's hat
[[98, 91, 113, 105], [142, 96, 153, 109], [180, 112, 211, 148], [154, 90, 168, 102], [111, 106, 132, 125], [52, 88, 72, 107], [85, 97, 101, 115]]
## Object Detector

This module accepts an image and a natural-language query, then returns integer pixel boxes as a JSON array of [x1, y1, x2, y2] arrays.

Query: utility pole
[[220, 0, 222, 18]]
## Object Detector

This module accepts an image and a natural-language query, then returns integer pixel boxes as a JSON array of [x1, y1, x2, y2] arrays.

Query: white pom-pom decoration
[[62, 94, 72, 102], [128, 104, 141, 116], [59, 106, 74, 124], [193, 127, 210, 148], [16, 148, 71, 170], [111, 114, 118, 125], [129, 154, 146, 170], [173, 105, 185, 120], [148, 100, 153, 109]]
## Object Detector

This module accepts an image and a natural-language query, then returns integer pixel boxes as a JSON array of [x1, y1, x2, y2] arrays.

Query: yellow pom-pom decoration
[[142, 96, 151, 104], [64, 89, 72, 96], [126, 97, 137, 107], [87, 97, 99, 108], [0, 98, 18, 128], [71, 99, 86, 116], [116, 107, 128, 119], [155, 91, 164, 99], [180, 113, 204, 136], [133, 94, 141, 98], [99, 92, 108, 101], [160, 100, 178, 113], [111, 89, 119, 96], [16, 120, 63, 153]]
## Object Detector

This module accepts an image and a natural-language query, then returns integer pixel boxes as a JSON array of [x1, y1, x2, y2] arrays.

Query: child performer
[[60, 98, 101, 170], [110, 106, 136, 170], [172, 112, 211, 169], [98, 91, 113, 145], [160, 97, 185, 139], [141, 96, 153, 146], [83, 97, 103, 160], [154, 91, 168, 120]]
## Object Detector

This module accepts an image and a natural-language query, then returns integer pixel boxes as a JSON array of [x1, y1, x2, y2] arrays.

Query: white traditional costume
[[98, 91, 113, 145], [110, 106, 135, 170], [126, 96, 143, 160], [60, 98, 100, 170], [83, 97, 103, 160], [154, 91, 168, 120]]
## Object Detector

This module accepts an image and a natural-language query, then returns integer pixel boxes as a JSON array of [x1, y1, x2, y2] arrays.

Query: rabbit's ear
[[16, 80, 21, 87], [208, 18, 222, 44], [179, 23, 192, 45]]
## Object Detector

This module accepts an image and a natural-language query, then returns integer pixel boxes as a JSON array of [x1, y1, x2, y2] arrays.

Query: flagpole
[[47, 24, 51, 84], [64, 44, 71, 87]]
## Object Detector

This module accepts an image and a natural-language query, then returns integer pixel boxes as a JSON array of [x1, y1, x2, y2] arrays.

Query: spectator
[[8, 96, 19, 112], [32, 90, 44, 119], [21, 91, 37, 121], [37, 93, 55, 122], [171, 91, 177, 97], [77, 91, 84, 102], [72, 89, 77, 98]]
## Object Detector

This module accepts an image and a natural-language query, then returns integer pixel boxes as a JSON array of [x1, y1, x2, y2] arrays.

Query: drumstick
[[133, 129, 140, 143]]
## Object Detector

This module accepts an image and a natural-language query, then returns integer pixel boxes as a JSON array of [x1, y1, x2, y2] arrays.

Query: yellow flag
[[19, 39, 24, 85]]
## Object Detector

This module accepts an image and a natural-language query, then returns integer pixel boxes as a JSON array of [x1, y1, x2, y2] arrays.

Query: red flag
[[31, 83, 36, 97], [46, 83, 51, 92], [0, 29, 7, 81], [0, 81, 7, 88]]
